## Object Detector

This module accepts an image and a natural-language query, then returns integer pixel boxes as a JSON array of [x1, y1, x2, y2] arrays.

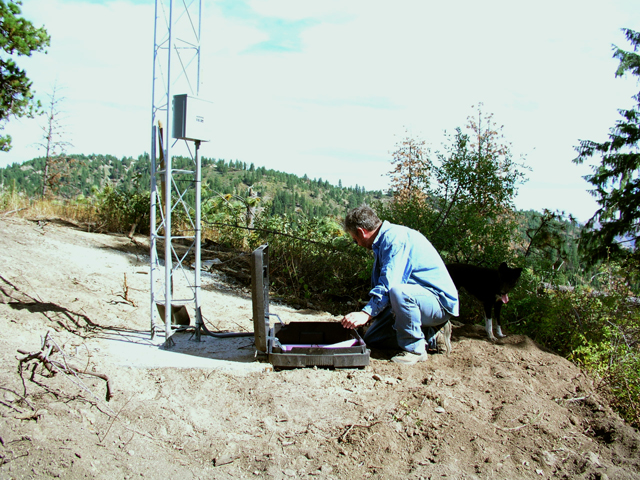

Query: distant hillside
[[0, 154, 389, 218], [1, 153, 591, 284]]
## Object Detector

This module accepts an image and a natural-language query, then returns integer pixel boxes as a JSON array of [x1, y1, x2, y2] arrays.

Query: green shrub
[[571, 328, 640, 426], [95, 184, 150, 234], [509, 264, 640, 427], [249, 214, 371, 313], [202, 193, 253, 249]]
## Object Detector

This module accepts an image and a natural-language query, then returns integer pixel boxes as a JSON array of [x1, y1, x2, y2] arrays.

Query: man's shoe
[[391, 350, 428, 365], [436, 320, 452, 355]]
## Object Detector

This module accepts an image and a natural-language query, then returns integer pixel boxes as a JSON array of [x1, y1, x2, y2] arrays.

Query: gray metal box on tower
[[172, 94, 212, 142]]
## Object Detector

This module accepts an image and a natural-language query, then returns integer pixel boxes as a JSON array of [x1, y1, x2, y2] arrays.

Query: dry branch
[[17, 332, 112, 402], [0, 386, 35, 411], [338, 421, 382, 443]]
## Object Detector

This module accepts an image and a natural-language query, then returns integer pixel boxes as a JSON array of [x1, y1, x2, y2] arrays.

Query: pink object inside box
[[279, 339, 358, 352]]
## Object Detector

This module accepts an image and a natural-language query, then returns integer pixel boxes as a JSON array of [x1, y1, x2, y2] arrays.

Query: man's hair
[[344, 205, 382, 234]]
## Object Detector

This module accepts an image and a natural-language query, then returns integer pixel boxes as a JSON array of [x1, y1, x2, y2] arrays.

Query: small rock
[[372, 374, 383, 381], [542, 450, 557, 466], [587, 451, 601, 467], [284, 469, 296, 477], [320, 465, 333, 474], [3, 391, 17, 403], [434, 406, 446, 414], [214, 455, 238, 467]]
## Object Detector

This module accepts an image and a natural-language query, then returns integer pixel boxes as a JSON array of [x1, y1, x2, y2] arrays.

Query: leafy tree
[[574, 28, 640, 263], [0, 0, 50, 151], [380, 105, 527, 266]]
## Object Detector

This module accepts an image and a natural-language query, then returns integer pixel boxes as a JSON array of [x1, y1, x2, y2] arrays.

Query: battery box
[[172, 94, 212, 142], [250, 244, 370, 368]]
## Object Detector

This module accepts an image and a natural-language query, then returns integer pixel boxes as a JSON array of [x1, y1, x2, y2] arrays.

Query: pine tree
[[574, 28, 640, 261], [0, 0, 50, 151]]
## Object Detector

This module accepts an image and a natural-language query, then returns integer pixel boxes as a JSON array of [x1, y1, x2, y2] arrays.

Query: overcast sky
[[2, 0, 640, 222]]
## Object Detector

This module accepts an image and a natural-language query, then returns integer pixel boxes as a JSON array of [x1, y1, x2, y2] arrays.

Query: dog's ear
[[498, 262, 508, 273]]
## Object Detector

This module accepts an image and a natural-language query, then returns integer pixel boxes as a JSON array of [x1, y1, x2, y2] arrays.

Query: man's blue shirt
[[361, 221, 459, 318]]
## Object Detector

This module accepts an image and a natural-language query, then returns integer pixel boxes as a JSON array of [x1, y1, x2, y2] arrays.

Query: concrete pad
[[101, 329, 268, 374]]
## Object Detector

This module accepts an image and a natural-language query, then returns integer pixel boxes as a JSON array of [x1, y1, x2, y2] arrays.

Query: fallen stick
[[338, 421, 382, 443], [17, 333, 112, 402], [0, 399, 24, 413], [2, 207, 28, 217], [0, 386, 35, 410]]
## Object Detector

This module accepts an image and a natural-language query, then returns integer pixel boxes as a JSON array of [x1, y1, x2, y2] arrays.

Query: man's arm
[[364, 233, 411, 317]]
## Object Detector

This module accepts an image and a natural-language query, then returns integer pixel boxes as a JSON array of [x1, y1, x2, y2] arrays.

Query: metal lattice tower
[[150, 0, 204, 344]]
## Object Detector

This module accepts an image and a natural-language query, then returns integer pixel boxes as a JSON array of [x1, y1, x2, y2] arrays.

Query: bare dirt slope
[[0, 216, 639, 480]]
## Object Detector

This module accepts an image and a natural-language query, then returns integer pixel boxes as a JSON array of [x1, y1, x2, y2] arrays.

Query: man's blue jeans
[[363, 285, 451, 355]]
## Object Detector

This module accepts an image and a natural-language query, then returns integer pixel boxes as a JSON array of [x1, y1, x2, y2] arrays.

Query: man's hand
[[341, 311, 371, 329]]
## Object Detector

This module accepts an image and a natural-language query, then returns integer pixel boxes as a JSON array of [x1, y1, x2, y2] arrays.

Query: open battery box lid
[[250, 244, 370, 368]]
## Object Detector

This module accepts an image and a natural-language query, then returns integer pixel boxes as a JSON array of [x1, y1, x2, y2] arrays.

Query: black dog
[[446, 262, 522, 341]]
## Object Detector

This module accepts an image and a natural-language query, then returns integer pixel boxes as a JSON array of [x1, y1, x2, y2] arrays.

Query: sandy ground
[[0, 216, 639, 479]]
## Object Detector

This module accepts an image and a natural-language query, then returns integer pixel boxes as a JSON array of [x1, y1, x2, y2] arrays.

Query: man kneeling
[[341, 205, 458, 364]]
